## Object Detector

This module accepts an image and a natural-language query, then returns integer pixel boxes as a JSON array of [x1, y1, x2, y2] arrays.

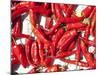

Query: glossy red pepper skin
[[60, 4, 68, 17], [52, 28, 64, 49], [57, 29, 77, 51], [46, 20, 61, 35], [12, 33, 30, 39], [75, 38, 81, 62], [65, 5, 75, 17], [29, 9, 50, 47], [12, 44, 28, 68], [43, 57, 54, 67], [31, 41, 40, 65], [25, 38, 34, 66], [12, 16, 22, 34], [56, 50, 76, 58], [82, 6, 94, 18], [89, 7, 96, 19], [90, 13, 96, 36], [37, 39, 45, 65], [66, 22, 86, 30], [45, 17, 53, 29], [55, 4, 63, 18], [67, 40, 76, 50], [80, 40, 96, 68]]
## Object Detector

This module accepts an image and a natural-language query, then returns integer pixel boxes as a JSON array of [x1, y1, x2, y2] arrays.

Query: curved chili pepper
[[52, 28, 64, 52], [25, 38, 34, 66], [31, 41, 40, 65], [29, 9, 50, 47], [56, 50, 76, 58], [12, 44, 28, 68], [80, 40, 96, 68], [66, 22, 87, 30], [57, 29, 77, 51], [81, 6, 94, 18], [37, 39, 45, 65]]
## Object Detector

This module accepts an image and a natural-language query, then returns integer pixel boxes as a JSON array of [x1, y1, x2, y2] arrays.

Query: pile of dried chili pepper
[[11, 1, 96, 74]]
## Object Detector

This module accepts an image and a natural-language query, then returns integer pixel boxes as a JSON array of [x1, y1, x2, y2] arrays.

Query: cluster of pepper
[[11, 1, 96, 74]]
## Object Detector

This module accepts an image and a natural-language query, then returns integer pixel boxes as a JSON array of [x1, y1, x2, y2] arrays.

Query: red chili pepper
[[81, 6, 94, 18], [67, 40, 76, 50], [90, 13, 96, 36], [61, 17, 83, 23], [25, 38, 34, 66], [37, 39, 45, 65], [12, 44, 28, 68], [44, 3, 50, 9], [56, 50, 76, 58], [75, 38, 81, 62], [51, 3, 56, 16], [29, 9, 50, 47], [31, 41, 40, 65], [89, 7, 96, 19], [43, 57, 54, 67], [80, 40, 96, 68], [57, 29, 77, 51], [65, 5, 76, 17], [52, 28, 64, 49], [12, 33, 30, 39], [66, 22, 87, 30], [84, 25, 90, 40], [60, 4, 68, 17], [81, 37, 95, 47], [12, 16, 22, 34], [45, 17, 53, 29], [55, 4, 63, 18]]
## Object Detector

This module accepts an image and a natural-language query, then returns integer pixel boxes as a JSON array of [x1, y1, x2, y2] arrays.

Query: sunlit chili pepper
[[12, 44, 28, 68]]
